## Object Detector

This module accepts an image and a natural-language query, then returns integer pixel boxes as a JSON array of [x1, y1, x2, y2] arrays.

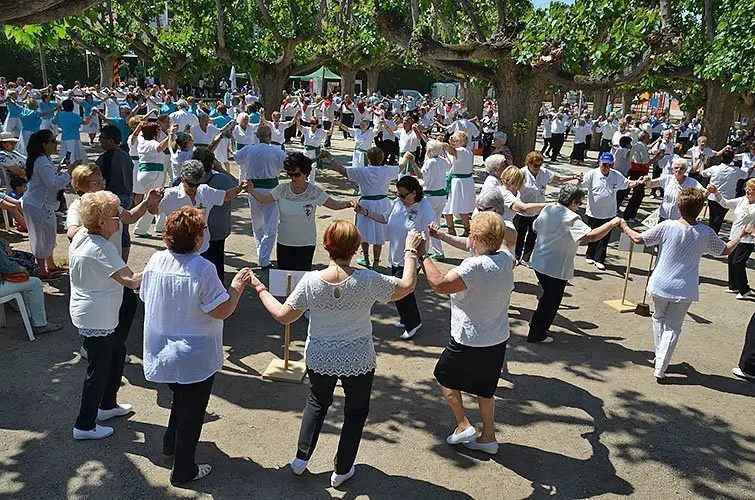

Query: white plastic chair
[[0, 292, 35, 341], [0, 167, 11, 229]]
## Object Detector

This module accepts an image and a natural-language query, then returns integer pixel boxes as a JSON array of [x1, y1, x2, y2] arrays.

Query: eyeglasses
[[286, 171, 303, 178], [479, 206, 496, 212], [89, 179, 106, 187]]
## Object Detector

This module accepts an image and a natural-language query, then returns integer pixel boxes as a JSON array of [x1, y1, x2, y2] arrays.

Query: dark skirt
[[434, 338, 507, 398]]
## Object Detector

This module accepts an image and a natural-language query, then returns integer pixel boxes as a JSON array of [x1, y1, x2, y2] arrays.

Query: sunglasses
[[397, 192, 413, 199], [286, 171, 303, 178], [479, 206, 496, 212]]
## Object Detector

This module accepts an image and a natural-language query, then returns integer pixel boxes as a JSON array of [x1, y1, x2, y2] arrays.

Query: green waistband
[[252, 178, 279, 189], [450, 173, 473, 179], [130, 155, 138, 160], [355, 148, 368, 153], [425, 189, 447, 197], [138, 162, 164, 172], [360, 194, 388, 201], [305, 145, 320, 151], [194, 143, 209, 148]]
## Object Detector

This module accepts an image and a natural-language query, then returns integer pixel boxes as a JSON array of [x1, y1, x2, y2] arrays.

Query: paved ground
[[1, 135, 754, 499]]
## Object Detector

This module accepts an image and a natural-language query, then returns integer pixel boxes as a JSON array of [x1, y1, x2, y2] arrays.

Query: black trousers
[[277, 243, 315, 271], [600, 138, 612, 153], [284, 118, 296, 142], [570, 142, 587, 161], [728, 242, 754, 295], [164, 375, 216, 485], [379, 137, 399, 165], [708, 200, 728, 235], [323, 122, 332, 148], [391, 266, 421, 329], [74, 288, 137, 430], [527, 271, 568, 343], [296, 369, 374, 474], [201, 239, 225, 285], [585, 216, 613, 264], [540, 137, 552, 156], [341, 113, 354, 137], [550, 133, 565, 160], [739, 312, 755, 376], [513, 214, 537, 262], [482, 132, 494, 159], [622, 170, 647, 220]]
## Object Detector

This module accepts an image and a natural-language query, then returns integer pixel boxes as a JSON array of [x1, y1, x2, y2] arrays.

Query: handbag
[[3, 272, 29, 283]]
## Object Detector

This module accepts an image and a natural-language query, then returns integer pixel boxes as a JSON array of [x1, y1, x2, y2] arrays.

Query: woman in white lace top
[[252, 219, 423, 488]]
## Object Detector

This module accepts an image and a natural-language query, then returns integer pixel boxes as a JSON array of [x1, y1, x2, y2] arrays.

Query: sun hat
[[0, 132, 20, 143]]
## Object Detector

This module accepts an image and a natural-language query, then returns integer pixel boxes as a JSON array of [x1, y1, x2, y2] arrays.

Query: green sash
[[252, 178, 279, 189], [425, 188, 447, 197], [194, 143, 210, 148], [445, 172, 473, 195], [130, 155, 138, 160], [360, 194, 388, 201], [355, 148, 368, 166], [306, 145, 323, 169], [138, 162, 164, 172]]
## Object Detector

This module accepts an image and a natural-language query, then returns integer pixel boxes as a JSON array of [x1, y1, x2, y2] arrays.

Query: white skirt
[[59, 139, 87, 164], [131, 158, 141, 194], [3, 116, 21, 136], [351, 149, 367, 167], [16, 130, 33, 156], [22, 201, 57, 258], [40, 118, 56, 134], [443, 177, 475, 214], [356, 197, 391, 244], [82, 117, 100, 134], [215, 138, 230, 163]]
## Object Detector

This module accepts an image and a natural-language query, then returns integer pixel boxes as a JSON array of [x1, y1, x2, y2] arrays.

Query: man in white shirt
[[549, 111, 567, 161], [701, 149, 749, 234], [581, 152, 643, 269], [688, 135, 725, 181], [445, 113, 479, 152], [597, 113, 618, 153], [234, 125, 287, 268], [169, 100, 199, 133]]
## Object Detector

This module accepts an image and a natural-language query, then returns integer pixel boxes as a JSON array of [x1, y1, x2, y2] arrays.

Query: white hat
[[0, 132, 19, 143]]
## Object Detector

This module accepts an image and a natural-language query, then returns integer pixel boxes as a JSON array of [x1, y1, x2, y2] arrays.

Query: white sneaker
[[463, 438, 499, 455], [330, 466, 355, 487], [725, 289, 738, 294], [97, 403, 133, 421], [394, 322, 405, 329], [654, 369, 666, 379], [73, 424, 114, 440], [732, 367, 755, 380], [79, 346, 88, 360], [291, 458, 308, 475], [594, 262, 606, 271], [585, 258, 595, 264], [400, 323, 422, 340], [446, 425, 477, 444], [536, 336, 555, 344], [736, 291, 751, 300]]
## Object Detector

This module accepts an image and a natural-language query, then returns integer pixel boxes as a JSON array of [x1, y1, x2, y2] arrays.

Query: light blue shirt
[[53, 111, 83, 141], [19, 109, 41, 132]]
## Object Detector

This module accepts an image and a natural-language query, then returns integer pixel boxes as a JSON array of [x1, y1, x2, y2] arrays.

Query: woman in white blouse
[[133, 122, 175, 237], [141, 206, 252, 485], [442, 131, 475, 236], [411, 139, 452, 258], [423, 212, 512, 455], [620, 188, 746, 381], [528, 185, 621, 344], [707, 179, 755, 299], [297, 116, 333, 184], [21, 130, 76, 279], [319, 147, 407, 269], [248, 153, 353, 271], [355, 175, 436, 340], [70, 191, 143, 441], [335, 118, 376, 167], [252, 220, 422, 487], [645, 158, 703, 222]]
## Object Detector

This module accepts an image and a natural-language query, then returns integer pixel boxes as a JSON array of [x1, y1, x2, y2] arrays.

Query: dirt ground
[[1, 135, 754, 500]]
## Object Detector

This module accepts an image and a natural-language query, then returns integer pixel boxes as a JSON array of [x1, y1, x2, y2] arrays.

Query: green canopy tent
[[291, 66, 341, 80]]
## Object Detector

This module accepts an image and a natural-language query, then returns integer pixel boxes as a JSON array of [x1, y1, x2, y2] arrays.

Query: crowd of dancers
[[1, 77, 754, 488]]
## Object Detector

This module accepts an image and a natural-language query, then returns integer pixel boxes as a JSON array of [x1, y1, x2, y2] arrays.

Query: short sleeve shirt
[[158, 184, 226, 253], [642, 220, 726, 301], [530, 204, 591, 280], [519, 166, 554, 215], [271, 183, 329, 246]]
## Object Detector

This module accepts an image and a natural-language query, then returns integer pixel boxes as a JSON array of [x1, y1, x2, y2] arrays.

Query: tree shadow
[[655, 362, 755, 397]]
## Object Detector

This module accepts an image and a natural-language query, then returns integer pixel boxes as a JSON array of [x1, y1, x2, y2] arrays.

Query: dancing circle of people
[[1, 78, 755, 488]]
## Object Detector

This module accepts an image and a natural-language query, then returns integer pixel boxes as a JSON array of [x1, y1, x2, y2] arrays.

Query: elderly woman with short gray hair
[[490, 131, 513, 166], [481, 154, 508, 192], [527, 185, 622, 344]]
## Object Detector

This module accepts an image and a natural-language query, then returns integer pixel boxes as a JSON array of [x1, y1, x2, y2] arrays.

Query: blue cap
[[599, 152, 614, 164]]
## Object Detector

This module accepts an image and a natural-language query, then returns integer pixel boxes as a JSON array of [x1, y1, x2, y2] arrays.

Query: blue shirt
[[7, 101, 22, 118], [212, 115, 232, 129], [109, 117, 132, 146], [249, 112, 261, 125], [80, 100, 100, 117], [54, 111, 83, 141], [160, 103, 176, 114], [19, 109, 41, 132], [40, 101, 57, 117]]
